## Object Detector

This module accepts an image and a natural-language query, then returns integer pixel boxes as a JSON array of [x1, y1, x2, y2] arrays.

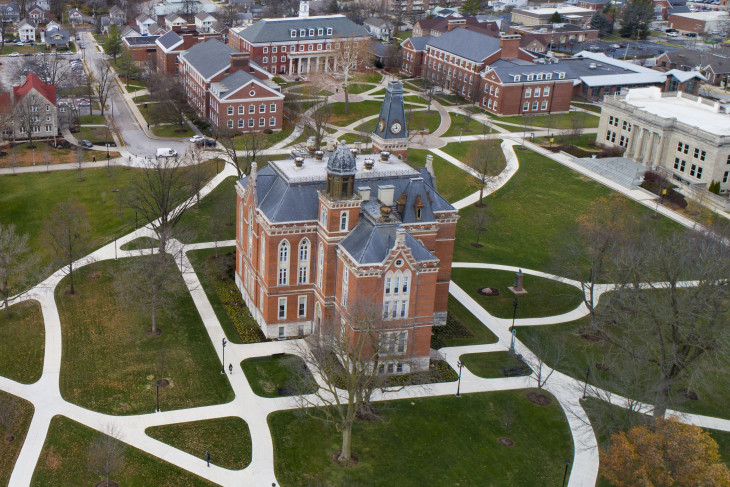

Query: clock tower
[[372, 80, 408, 159]]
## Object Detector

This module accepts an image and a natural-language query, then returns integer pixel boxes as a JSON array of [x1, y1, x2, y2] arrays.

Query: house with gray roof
[[43, 25, 70, 48], [228, 14, 369, 76], [2, 2, 20, 23], [234, 132, 458, 370], [164, 13, 187, 30]]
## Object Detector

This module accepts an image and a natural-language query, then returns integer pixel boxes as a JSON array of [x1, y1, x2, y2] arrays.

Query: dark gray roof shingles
[[180, 38, 238, 79], [427, 28, 500, 62], [236, 15, 367, 43]]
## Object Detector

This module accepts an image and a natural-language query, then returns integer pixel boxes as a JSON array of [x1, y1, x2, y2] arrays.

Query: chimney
[[447, 18, 466, 31], [499, 34, 521, 59], [425, 154, 437, 189], [358, 186, 371, 201], [378, 185, 395, 206], [230, 51, 250, 74]]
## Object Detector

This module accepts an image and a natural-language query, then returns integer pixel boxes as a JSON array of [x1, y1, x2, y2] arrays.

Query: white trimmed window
[[383, 270, 411, 320], [278, 240, 289, 285], [227, 106, 234, 115], [298, 239, 309, 284], [298, 296, 306, 318], [269, 117, 276, 126], [278, 297, 286, 319], [247, 207, 253, 257], [339, 211, 348, 231], [270, 103, 276, 112], [317, 243, 324, 289], [342, 267, 349, 306]]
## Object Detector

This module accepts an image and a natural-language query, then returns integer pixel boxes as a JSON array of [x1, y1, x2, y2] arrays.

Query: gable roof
[[165, 13, 186, 23], [427, 28, 501, 62], [18, 18, 36, 29], [214, 69, 279, 100], [13, 72, 56, 104], [180, 38, 238, 80], [195, 11, 215, 21], [156, 30, 183, 50], [235, 15, 368, 43], [339, 221, 437, 265], [666, 69, 706, 82], [403, 35, 432, 51]]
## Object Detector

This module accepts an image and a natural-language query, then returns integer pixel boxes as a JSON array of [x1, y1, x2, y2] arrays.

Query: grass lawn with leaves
[[346, 83, 377, 95], [407, 109, 442, 133], [1, 141, 112, 167], [0, 166, 144, 264], [32, 416, 217, 486], [451, 268, 584, 319], [151, 124, 195, 138], [177, 175, 235, 243], [327, 100, 382, 126], [119, 236, 159, 251], [453, 149, 681, 273], [242, 354, 318, 398], [228, 123, 296, 150], [79, 114, 106, 125], [407, 149, 479, 203], [440, 141, 507, 176], [491, 111, 599, 129], [187, 248, 265, 345], [460, 351, 531, 378], [0, 301, 44, 384], [0, 391, 33, 485], [270, 389, 573, 486], [431, 297, 498, 349], [353, 72, 382, 83], [571, 102, 602, 114], [55, 258, 234, 415], [146, 417, 252, 470], [445, 113, 492, 137], [79, 126, 113, 144]]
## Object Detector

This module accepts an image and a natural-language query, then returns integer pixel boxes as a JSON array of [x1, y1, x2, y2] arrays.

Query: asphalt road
[[80, 31, 190, 158]]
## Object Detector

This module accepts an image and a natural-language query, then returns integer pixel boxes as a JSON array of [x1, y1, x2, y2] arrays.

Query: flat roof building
[[511, 6, 595, 26]]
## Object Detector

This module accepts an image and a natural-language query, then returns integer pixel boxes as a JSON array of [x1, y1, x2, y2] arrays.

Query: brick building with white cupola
[[234, 84, 458, 373]]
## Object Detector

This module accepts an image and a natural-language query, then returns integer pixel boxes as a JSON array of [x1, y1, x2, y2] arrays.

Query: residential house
[[1, 2, 19, 23], [135, 13, 156, 35], [178, 39, 284, 132], [68, 8, 84, 24], [235, 100, 457, 373], [27, 5, 48, 23], [100, 16, 124, 34], [164, 13, 186, 30], [655, 48, 730, 85], [109, 5, 126, 22], [153, 0, 216, 16], [194, 11, 216, 32], [0, 72, 58, 140], [43, 24, 70, 49], [17, 19, 36, 41], [364, 17, 392, 41], [229, 6, 370, 76]]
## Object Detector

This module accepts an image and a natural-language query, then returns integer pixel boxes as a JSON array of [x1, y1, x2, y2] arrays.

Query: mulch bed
[[88, 272, 102, 280], [156, 378, 170, 388], [5, 434, 15, 442], [578, 327, 606, 342], [477, 287, 501, 296], [330, 450, 359, 467], [498, 437, 514, 447], [527, 391, 552, 406], [146, 328, 163, 337]]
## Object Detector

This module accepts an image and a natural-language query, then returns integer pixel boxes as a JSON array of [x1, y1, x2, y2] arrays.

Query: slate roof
[[339, 221, 437, 265], [235, 15, 368, 43], [404, 36, 431, 51], [660, 48, 730, 74], [216, 69, 265, 99], [180, 39, 238, 79], [156, 30, 183, 50], [165, 13, 186, 23], [18, 18, 36, 29], [374, 81, 408, 140], [426, 28, 500, 62], [45, 28, 70, 45], [195, 11, 215, 21], [327, 142, 358, 175], [668, 5, 690, 14]]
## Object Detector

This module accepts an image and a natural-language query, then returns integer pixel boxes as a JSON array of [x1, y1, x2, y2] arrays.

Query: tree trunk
[[339, 421, 352, 461], [653, 375, 672, 418], [3, 296, 9, 319], [344, 86, 350, 114], [151, 293, 158, 334], [69, 261, 75, 295]]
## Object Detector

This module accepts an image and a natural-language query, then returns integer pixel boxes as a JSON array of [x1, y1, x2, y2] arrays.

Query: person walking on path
[[205, 451, 210, 467]]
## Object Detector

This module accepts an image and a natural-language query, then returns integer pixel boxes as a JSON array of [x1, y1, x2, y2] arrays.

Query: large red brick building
[[235, 96, 458, 373], [228, 3, 370, 76], [155, 28, 222, 75], [179, 39, 285, 133]]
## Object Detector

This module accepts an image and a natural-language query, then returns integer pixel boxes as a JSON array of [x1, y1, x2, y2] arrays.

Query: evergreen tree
[[103, 24, 123, 62], [461, 0, 483, 16], [326, 0, 340, 14], [620, 0, 653, 39], [549, 11, 562, 23]]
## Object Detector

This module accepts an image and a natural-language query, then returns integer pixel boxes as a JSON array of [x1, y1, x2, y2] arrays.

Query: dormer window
[[536, 73, 543, 80], [546, 73, 552, 80], [527, 74, 534, 81], [514, 75, 521, 82], [326, 27, 333, 35], [318, 27, 323, 35], [558, 72, 565, 79], [299, 29, 306, 37], [308, 28, 314, 36], [416, 208, 423, 220], [290, 30, 296, 38]]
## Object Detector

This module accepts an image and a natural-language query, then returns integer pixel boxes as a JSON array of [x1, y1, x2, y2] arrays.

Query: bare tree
[[76, 145, 85, 181], [12, 52, 71, 88], [127, 156, 195, 252], [14, 93, 42, 147], [566, 112, 587, 145], [148, 72, 188, 131], [294, 300, 412, 463], [465, 138, 501, 206], [216, 128, 261, 179], [186, 146, 208, 208], [0, 224, 40, 318], [0, 395, 19, 441], [87, 424, 126, 487], [331, 37, 371, 114], [594, 227, 730, 418], [95, 60, 115, 117], [469, 205, 488, 247], [522, 338, 566, 390], [43, 200, 91, 295]]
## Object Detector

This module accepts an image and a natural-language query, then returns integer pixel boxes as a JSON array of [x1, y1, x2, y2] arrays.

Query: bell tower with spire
[[372, 80, 409, 158], [298, 0, 310, 18]]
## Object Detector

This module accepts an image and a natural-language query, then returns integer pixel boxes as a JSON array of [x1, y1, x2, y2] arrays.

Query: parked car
[[668, 31, 679, 37], [156, 148, 178, 158], [76, 98, 91, 106], [80, 139, 93, 148], [196, 138, 216, 147], [189, 135, 205, 143], [8, 52, 19, 57], [22, 52, 32, 57], [610, 43, 620, 49]]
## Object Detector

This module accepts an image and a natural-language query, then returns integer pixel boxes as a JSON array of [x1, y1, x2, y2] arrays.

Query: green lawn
[[270, 389, 573, 486], [407, 109, 442, 133], [460, 351, 531, 378], [126, 84, 147, 93], [327, 100, 382, 126], [571, 102, 602, 114], [0, 300, 44, 384], [32, 416, 217, 486], [346, 83, 377, 95], [241, 354, 318, 398], [451, 268, 584, 319], [354, 72, 382, 83], [453, 150, 680, 274], [407, 149, 479, 203], [177, 176, 236, 243], [146, 417, 252, 470], [445, 113, 492, 137], [187, 248, 266, 345], [229, 123, 296, 150], [151, 124, 195, 138], [354, 119, 376, 133], [0, 167, 143, 266], [491, 111, 599, 129], [55, 258, 234, 415], [431, 297, 498, 349], [0, 391, 33, 486], [79, 114, 106, 125], [440, 141, 507, 176], [338, 132, 372, 145], [120, 236, 159, 251], [79, 126, 113, 144], [396, 31, 412, 40]]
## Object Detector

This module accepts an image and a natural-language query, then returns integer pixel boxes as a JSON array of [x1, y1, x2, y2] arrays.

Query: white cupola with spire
[[299, 0, 309, 18]]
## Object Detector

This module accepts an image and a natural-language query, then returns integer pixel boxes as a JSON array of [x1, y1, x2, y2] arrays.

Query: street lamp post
[[221, 337, 227, 374], [155, 382, 160, 412], [456, 360, 465, 397], [582, 367, 591, 399], [509, 296, 518, 354], [562, 459, 571, 487]]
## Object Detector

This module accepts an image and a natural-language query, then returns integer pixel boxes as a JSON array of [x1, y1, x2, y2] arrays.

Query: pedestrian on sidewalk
[[205, 451, 210, 467], [229, 364, 233, 374], [93, 156, 96, 163]]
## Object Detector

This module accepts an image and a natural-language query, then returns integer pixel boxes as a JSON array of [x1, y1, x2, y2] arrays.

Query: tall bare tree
[[95, 60, 115, 117], [127, 157, 195, 252], [331, 37, 371, 114], [216, 128, 262, 179], [148, 72, 188, 131], [87, 424, 126, 487], [0, 224, 40, 318], [0, 394, 19, 441], [43, 200, 91, 295], [465, 138, 501, 206], [186, 146, 208, 208]]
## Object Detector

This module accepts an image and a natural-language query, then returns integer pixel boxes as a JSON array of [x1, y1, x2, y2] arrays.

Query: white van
[[156, 148, 178, 158]]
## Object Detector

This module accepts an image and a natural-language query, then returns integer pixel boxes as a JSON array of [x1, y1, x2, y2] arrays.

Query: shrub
[[263, 128, 273, 135]]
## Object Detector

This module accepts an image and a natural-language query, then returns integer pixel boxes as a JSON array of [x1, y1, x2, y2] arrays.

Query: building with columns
[[228, 0, 370, 76], [234, 103, 458, 373], [598, 87, 730, 194]]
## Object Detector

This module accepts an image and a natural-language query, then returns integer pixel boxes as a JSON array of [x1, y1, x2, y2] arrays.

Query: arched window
[[239, 203, 244, 243], [278, 240, 289, 286], [383, 269, 412, 320], [247, 207, 253, 258], [317, 243, 324, 289], [298, 239, 310, 284], [342, 266, 349, 306]]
